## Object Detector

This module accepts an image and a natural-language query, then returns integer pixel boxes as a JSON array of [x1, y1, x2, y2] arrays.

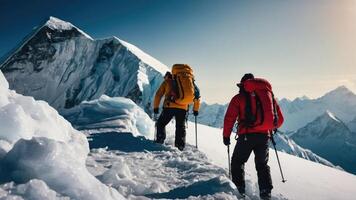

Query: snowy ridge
[[0, 16, 92, 68], [117, 37, 168, 74]]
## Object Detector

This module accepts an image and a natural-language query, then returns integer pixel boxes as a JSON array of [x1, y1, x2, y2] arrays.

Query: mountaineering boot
[[237, 187, 245, 197], [260, 189, 271, 200], [154, 138, 164, 144], [177, 145, 184, 151]]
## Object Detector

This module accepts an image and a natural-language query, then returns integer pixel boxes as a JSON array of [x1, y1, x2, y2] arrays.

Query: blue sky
[[0, 0, 355, 103]]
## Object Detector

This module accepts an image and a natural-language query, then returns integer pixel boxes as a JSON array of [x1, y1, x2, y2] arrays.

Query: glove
[[193, 111, 199, 116], [223, 137, 230, 146], [154, 108, 159, 114]]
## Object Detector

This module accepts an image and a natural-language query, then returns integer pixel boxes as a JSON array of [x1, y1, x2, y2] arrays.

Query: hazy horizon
[[1, 0, 355, 104]]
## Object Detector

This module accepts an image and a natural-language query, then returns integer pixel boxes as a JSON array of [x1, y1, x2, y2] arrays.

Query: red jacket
[[223, 93, 284, 138]]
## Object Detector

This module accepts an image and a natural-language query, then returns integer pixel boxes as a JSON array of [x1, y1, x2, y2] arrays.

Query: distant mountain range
[[279, 86, 356, 131], [190, 86, 356, 132]]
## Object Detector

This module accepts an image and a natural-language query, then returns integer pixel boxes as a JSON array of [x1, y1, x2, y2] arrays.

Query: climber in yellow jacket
[[153, 64, 200, 150]]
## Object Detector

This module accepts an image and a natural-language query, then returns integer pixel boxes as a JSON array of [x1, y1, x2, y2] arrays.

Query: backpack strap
[[243, 92, 256, 127], [272, 92, 278, 128]]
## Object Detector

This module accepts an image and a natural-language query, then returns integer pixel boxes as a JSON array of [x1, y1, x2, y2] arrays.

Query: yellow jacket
[[153, 78, 200, 112]]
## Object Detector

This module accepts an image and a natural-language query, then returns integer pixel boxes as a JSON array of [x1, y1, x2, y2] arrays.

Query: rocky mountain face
[[291, 111, 356, 174], [0, 17, 168, 115]]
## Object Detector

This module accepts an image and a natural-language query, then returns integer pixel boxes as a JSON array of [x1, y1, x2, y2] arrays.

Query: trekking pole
[[227, 145, 231, 179], [271, 131, 287, 183], [195, 115, 198, 149], [153, 113, 158, 142]]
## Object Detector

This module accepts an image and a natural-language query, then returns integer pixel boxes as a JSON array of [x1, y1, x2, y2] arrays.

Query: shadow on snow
[[88, 132, 170, 152], [145, 177, 235, 199]]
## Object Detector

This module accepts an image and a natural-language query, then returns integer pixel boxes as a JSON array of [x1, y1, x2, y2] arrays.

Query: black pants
[[156, 108, 187, 149], [231, 133, 273, 193]]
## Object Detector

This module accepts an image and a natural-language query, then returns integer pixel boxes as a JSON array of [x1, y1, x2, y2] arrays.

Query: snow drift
[[63, 95, 155, 138], [0, 71, 124, 199]]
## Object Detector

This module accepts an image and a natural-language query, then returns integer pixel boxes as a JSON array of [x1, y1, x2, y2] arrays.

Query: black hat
[[237, 73, 254, 87], [164, 72, 172, 79]]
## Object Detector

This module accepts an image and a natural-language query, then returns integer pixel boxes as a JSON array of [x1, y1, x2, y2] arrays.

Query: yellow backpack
[[171, 64, 196, 105]]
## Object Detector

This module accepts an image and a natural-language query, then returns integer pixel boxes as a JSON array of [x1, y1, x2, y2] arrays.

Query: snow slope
[[0, 16, 168, 114], [0, 71, 124, 200], [183, 122, 356, 200]]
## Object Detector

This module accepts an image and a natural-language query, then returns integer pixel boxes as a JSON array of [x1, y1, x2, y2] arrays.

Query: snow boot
[[237, 187, 245, 197], [177, 145, 185, 151], [259, 189, 271, 200], [155, 138, 164, 144]]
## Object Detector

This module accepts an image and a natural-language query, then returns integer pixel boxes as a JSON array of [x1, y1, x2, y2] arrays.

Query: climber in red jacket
[[223, 73, 284, 200]]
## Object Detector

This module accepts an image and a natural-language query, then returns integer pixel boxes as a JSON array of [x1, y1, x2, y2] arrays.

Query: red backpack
[[243, 78, 278, 131]]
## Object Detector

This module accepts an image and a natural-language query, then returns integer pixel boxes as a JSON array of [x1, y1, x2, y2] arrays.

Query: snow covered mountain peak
[[0, 17, 168, 114], [320, 85, 355, 101], [302, 110, 351, 137], [291, 110, 356, 174], [44, 16, 93, 40]]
